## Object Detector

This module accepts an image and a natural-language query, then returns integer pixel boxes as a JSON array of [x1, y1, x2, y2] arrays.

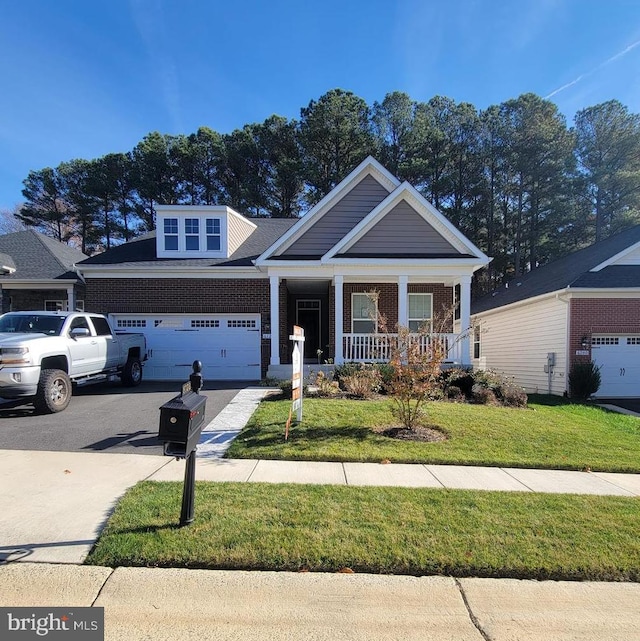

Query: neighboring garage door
[[591, 335, 640, 397], [111, 314, 261, 381]]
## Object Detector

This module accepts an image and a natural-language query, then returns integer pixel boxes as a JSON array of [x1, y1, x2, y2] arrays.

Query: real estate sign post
[[290, 325, 304, 424]]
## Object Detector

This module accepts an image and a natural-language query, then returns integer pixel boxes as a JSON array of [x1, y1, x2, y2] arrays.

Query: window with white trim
[[352, 293, 377, 334], [164, 218, 178, 251], [75, 300, 85, 312], [473, 325, 481, 359], [408, 293, 432, 332], [185, 218, 200, 250], [206, 218, 221, 251], [45, 300, 65, 312]]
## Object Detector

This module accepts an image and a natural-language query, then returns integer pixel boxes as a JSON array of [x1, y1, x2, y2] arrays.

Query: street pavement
[[0, 388, 639, 640]]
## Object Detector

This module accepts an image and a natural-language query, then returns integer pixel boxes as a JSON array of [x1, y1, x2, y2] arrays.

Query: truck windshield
[[0, 314, 65, 336]]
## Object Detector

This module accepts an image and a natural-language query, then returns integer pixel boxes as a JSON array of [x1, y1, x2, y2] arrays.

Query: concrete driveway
[[0, 380, 246, 455]]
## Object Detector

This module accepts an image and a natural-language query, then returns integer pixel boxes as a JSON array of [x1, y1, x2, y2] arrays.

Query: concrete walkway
[[1, 388, 639, 640]]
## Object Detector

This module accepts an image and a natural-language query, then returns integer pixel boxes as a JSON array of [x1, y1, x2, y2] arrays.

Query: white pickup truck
[[0, 311, 146, 413]]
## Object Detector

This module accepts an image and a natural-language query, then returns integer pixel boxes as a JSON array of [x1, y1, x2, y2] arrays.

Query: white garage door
[[111, 314, 261, 381], [591, 335, 640, 397]]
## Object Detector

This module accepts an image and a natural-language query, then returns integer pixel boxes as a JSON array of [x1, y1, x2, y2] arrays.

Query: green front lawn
[[225, 396, 640, 472], [86, 481, 640, 581]]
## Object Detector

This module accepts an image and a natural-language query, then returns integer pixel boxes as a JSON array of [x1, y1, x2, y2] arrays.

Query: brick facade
[[6, 285, 86, 312], [86, 277, 272, 375], [570, 297, 640, 368]]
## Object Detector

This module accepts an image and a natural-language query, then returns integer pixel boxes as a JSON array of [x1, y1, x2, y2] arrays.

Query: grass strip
[[86, 481, 640, 582], [225, 397, 640, 472]]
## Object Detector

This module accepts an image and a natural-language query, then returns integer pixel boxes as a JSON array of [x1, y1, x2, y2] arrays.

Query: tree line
[[14, 89, 640, 294]]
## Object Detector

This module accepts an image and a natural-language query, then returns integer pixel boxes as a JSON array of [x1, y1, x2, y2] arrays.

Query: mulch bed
[[376, 425, 448, 442]]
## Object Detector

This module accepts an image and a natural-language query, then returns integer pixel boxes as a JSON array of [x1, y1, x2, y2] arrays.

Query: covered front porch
[[266, 272, 471, 378]]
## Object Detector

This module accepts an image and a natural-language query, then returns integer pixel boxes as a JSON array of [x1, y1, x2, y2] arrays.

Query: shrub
[[342, 365, 382, 399], [439, 367, 475, 397], [312, 370, 341, 398], [445, 384, 465, 402], [569, 361, 601, 400], [468, 370, 527, 408], [333, 362, 364, 388]]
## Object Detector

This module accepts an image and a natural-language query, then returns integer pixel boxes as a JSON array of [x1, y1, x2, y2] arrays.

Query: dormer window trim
[[156, 210, 228, 258]]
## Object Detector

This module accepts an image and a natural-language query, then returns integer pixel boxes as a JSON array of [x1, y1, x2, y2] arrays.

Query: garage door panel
[[591, 335, 640, 397], [112, 315, 261, 381]]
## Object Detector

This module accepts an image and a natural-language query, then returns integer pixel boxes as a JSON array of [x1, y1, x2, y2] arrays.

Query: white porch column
[[66, 285, 75, 312], [459, 275, 472, 366], [334, 275, 344, 365], [397, 275, 408, 329], [269, 275, 280, 365]]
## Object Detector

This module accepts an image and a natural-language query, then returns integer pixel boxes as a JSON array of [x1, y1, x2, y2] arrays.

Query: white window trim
[[164, 218, 179, 252], [45, 300, 66, 312], [473, 325, 481, 359], [157, 213, 227, 258], [206, 217, 222, 251], [408, 293, 433, 332], [185, 218, 200, 251], [351, 293, 378, 334]]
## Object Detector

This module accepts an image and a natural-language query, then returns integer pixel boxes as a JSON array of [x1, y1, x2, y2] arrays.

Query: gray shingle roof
[[0, 230, 88, 281], [79, 218, 298, 267], [472, 225, 640, 314]]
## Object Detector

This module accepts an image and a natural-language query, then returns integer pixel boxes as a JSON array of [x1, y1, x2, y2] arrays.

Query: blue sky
[[1, 0, 640, 211]]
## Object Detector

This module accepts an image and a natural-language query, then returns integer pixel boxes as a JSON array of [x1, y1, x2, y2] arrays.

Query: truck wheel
[[122, 358, 143, 387], [34, 369, 72, 414]]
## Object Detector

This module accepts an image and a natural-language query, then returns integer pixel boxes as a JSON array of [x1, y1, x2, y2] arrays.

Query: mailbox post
[[158, 361, 206, 526]]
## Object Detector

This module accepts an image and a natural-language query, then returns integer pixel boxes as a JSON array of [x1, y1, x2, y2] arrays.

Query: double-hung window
[[164, 218, 178, 251], [206, 218, 221, 251], [352, 293, 377, 334], [408, 293, 432, 332], [185, 218, 199, 250]]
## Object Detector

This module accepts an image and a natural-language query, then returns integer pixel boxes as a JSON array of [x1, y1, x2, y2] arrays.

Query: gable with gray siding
[[279, 175, 390, 257], [341, 200, 465, 257]]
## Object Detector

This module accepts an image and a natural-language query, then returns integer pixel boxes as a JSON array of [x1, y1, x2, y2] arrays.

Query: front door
[[296, 300, 321, 362]]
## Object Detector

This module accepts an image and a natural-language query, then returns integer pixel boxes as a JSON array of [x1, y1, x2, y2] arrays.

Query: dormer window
[[155, 205, 257, 259], [164, 218, 178, 251], [185, 218, 200, 250], [206, 218, 221, 251]]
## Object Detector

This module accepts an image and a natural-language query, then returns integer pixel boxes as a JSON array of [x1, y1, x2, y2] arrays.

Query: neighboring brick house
[[0, 230, 87, 313], [471, 225, 640, 398], [79, 157, 489, 381]]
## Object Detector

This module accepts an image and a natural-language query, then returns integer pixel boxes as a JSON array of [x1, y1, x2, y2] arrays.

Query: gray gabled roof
[[0, 230, 88, 281], [472, 225, 640, 314], [79, 218, 298, 268]]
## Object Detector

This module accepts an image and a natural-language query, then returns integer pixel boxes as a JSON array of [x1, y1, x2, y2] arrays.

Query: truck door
[[90, 316, 119, 370], [67, 316, 101, 376]]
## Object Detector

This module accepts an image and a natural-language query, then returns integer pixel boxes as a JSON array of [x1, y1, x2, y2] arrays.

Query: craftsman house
[[471, 225, 640, 398], [79, 157, 489, 381]]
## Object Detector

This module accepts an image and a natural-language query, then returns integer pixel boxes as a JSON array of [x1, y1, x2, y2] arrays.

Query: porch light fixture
[[580, 335, 589, 349]]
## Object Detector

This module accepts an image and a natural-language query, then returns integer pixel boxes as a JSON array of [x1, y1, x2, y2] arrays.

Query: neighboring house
[[79, 157, 489, 381], [471, 225, 640, 398], [0, 230, 88, 313]]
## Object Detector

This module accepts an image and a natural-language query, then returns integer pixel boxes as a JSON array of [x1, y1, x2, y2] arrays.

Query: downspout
[[556, 290, 571, 396]]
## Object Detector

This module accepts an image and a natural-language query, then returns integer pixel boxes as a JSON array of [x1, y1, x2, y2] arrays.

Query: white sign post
[[290, 325, 305, 424]]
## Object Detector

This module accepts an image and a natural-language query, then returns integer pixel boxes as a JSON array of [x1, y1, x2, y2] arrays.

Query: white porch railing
[[343, 333, 463, 363]]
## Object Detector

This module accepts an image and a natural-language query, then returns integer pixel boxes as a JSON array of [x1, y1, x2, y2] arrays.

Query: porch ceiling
[[285, 279, 331, 294]]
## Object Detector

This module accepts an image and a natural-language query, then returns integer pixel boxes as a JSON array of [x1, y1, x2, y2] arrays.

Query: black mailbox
[[158, 390, 206, 457], [158, 361, 207, 459]]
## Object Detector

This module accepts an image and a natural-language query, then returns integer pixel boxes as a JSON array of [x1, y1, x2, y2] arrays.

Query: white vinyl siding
[[472, 296, 568, 395]]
